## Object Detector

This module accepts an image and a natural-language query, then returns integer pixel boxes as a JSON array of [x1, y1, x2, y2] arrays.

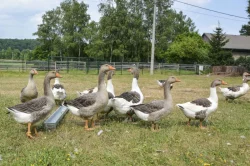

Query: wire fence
[[0, 58, 211, 75]]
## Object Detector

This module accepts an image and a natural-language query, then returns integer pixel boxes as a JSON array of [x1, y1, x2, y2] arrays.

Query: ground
[[0, 70, 249, 165]]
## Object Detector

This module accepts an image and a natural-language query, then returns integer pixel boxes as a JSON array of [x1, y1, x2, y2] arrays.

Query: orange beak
[[128, 68, 132, 72], [34, 71, 38, 75], [221, 80, 227, 85], [175, 78, 181, 82], [56, 72, 62, 78], [108, 65, 116, 70]]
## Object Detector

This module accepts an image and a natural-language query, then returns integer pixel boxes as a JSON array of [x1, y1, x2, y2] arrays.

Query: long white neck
[[208, 87, 218, 102], [54, 78, 60, 84], [106, 79, 115, 96], [131, 78, 139, 91]]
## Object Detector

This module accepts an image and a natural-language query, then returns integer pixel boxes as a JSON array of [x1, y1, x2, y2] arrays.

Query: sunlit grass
[[0, 70, 250, 165]]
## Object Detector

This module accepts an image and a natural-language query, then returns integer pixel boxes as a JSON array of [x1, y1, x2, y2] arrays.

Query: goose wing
[[131, 100, 164, 114], [8, 97, 47, 113], [52, 84, 65, 89], [65, 93, 97, 109], [227, 85, 242, 92], [116, 91, 140, 103]]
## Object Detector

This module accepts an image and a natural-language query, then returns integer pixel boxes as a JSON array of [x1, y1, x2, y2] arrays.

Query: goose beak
[[221, 80, 227, 85], [56, 72, 62, 78], [175, 78, 181, 82], [34, 71, 38, 75], [109, 65, 116, 70], [128, 68, 132, 72]]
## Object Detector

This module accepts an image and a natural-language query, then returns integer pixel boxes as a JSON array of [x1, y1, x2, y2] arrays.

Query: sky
[[0, 0, 248, 39]]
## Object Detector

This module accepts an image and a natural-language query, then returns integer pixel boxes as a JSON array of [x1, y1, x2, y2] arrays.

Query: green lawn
[[0, 70, 249, 165]]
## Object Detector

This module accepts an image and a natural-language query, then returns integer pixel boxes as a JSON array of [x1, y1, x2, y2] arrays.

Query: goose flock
[[6, 64, 250, 138]]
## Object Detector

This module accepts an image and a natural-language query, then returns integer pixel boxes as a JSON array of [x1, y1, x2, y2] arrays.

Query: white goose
[[20, 69, 38, 103], [219, 72, 250, 100], [176, 79, 227, 129], [131, 76, 180, 130], [64, 64, 116, 130], [52, 78, 67, 105], [111, 65, 143, 119]]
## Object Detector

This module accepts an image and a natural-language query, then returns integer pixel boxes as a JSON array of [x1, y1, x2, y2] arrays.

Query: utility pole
[[150, 0, 156, 75]]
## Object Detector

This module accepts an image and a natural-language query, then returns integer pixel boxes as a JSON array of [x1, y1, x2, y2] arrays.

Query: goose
[[76, 70, 115, 115], [131, 76, 180, 130], [157, 80, 173, 89], [76, 87, 98, 97], [111, 65, 143, 119], [176, 79, 227, 129], [20, 69, 38, 103], [102, 70, 115, 115], [64, 64, 115, 130], [6, 71, 62, 138], [52, 78, 67, 105], [219, 72, 250, 100]]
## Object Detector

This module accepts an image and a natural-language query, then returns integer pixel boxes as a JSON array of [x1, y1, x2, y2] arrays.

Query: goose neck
[[159, 81, 173, 114], [54, 78, 60, 84], [131, 78, 139, 91], [209, 87, 218, 102], [44, 77, 53, 97], [106, 79, 115, 96], [98, 72, 107, 91]]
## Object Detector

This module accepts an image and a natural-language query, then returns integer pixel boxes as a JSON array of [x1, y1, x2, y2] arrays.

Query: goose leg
[[155, 124, 159, 130], [84, 119, 89, 130], [34, 127, 38, 136], [85, 119, 94, 131], [200, 120, 206, 129], [151, 122, 155, 131], [187, 119, 191, 126], [26, 122, 33, 139]]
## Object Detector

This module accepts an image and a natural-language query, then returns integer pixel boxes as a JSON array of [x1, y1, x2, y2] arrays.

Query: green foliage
[[165, 32, 210, 63], [239, 0, 250, 35], [34, 0, 90, 60], [235, 56, 250, 70], [208, 26, 234, 65], [0, 39, 39, 51]]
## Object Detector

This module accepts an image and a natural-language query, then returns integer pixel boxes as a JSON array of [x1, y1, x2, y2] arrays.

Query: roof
[[202, 33, 250, 50]]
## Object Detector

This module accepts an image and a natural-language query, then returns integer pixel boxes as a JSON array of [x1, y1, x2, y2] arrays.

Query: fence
[[0, 59, 211, 75]]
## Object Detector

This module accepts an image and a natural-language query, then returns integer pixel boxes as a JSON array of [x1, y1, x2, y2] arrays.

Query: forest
[[0, 0, 250, 65]]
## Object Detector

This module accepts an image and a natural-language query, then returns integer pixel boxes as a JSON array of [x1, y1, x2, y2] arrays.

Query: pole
[[150, 0, 156, 75]]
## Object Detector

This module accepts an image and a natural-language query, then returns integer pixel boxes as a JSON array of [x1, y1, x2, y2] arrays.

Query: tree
[[209, 25, 234, 65], [240, 0, 250, 35], [165, 32, 210, 63]]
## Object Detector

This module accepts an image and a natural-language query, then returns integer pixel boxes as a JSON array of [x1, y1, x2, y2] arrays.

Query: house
[[202, 33, 250, 59]]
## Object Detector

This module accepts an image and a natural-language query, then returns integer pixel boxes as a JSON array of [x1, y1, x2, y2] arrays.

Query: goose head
[[128, 65, 139, 79], [211, 79, 227, 87], [30, 69, 38, 75], [242, 72, 250, 81], [46, 71, 62, 80], [166, 76, 181, 85], [100, 64, 116, 74]]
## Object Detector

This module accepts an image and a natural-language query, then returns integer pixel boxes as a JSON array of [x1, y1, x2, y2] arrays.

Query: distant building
[[202, 33, 250, 59]]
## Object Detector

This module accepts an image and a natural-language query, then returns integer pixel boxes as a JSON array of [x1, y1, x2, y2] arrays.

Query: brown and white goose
[[176, 79, 227, 129], [52, 78, 67, 105], [65, 64, 115, 130], [131, 76, 180, 130], [20, 69, 38, 103], [111, 65, 143, 118], [6, 71, 62, 138], [219, 72, 250, 100]]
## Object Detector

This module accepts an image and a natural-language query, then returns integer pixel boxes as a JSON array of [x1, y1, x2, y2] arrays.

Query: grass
[[0, 70, 250, 165]]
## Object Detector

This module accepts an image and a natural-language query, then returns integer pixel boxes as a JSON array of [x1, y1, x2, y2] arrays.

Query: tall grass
[[0, 70, 249, 165]]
